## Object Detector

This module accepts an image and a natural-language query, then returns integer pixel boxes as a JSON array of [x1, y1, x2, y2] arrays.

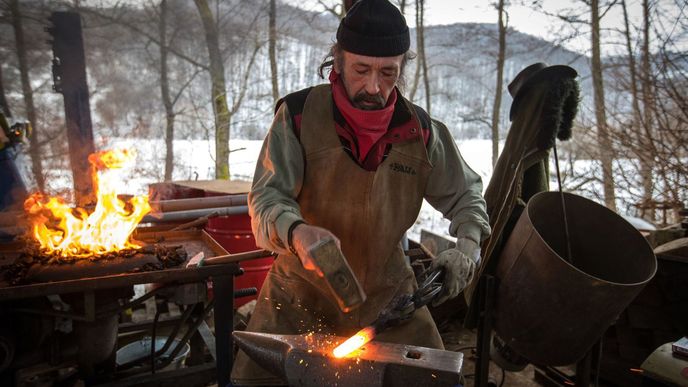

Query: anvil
[[233, 331, 463, 386]]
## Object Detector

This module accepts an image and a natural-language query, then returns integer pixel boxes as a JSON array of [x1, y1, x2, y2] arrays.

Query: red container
[[205, 213, 273, 308]]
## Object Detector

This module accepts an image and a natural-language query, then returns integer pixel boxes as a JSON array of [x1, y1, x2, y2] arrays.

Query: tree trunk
[[490, 0, 506, 167], [639, 0, 655, 207], [10, 0, 44, 191], [269, 0, 279, 104], [194, 0, 231, 179], [409, 0, 422, 101], [591, 0, 616, 211], [621, 0, 653, 218], [419, 0, 430, 114], [160, 0, 176, 181]]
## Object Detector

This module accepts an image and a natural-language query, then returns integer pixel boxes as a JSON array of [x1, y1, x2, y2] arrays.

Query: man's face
[[335, 50, 403, 111]]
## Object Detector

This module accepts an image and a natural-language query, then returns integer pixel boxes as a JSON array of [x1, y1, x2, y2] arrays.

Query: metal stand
[[213, 274, 235, 387], [474, 274, 496, 387], [0, 263, 241, 386]]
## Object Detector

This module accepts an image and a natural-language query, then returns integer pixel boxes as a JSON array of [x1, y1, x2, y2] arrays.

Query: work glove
[[431, 238, 480, 306], [290, 222, 340, 277]]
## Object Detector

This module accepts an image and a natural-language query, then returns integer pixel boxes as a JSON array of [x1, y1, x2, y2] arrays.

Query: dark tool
[[370, 266, 444, 334], [233, 331, 463, 387], [307, 237, 366, 313]]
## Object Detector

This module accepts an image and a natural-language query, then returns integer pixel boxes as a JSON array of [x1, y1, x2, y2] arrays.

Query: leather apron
[[231, 85, 444, 385]]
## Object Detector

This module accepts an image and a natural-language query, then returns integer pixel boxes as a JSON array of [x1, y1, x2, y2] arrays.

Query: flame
[[332, 326, 376, 358], [24, 149, 151, 258]]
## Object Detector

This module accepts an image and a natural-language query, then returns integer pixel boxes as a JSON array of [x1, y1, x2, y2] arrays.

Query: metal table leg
[[213, 274, 234, 387], [475, 275, 496, 387]]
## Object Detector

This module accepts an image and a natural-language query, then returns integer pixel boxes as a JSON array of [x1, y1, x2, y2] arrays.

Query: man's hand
[[290, 223, 340, 276], [431, 238, 480, 306]]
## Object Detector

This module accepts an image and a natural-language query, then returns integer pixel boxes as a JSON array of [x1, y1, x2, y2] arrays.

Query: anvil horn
[[233, 331, 290, 379]]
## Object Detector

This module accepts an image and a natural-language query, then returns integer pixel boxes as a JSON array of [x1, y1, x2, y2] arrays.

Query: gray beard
[[340, 73, 387, 110]]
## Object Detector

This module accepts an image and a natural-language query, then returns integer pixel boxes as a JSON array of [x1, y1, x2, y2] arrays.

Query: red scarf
[[329, 71, 396, 163]]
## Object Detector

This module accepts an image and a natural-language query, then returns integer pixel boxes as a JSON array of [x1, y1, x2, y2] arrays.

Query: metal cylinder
[[149, 194, 247, 213], [142, 205, 248, 223], [74, 314, 119, 376], [494, 191, 657, 365]]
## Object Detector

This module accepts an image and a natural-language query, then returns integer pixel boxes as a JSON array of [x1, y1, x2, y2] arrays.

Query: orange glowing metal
[[24, 149, 151, 258], [332, 326, 375, 358]]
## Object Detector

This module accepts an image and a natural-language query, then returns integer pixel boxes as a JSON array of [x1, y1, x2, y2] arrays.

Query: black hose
[[234, 287, 258, 298]]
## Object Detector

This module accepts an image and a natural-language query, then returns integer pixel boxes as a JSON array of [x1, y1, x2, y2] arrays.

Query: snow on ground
[[408, 139, 495, 242]]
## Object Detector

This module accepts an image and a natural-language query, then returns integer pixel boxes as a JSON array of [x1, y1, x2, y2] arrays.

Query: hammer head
[[308, 238, 366, 313]]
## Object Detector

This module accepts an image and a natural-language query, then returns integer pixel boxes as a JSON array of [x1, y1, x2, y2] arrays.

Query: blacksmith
[[231, 0, 490, 384]]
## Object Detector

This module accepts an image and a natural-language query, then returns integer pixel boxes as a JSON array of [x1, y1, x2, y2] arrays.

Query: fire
[[332, 326, 376, 358], [24, 149, 151, 258]]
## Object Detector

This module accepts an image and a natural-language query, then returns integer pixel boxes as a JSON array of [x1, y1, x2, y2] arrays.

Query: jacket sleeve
[[424, 119, 491, 244], [248, 103, 305, 254]]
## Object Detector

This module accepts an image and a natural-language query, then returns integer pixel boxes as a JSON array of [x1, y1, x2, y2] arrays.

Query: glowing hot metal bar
[[332, 326, 376, 358]]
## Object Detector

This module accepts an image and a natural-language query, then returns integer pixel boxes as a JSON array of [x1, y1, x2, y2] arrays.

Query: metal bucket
[[116, 337, 191, 371], [205, 213, 273, 308], [494, 191, 657, 365]]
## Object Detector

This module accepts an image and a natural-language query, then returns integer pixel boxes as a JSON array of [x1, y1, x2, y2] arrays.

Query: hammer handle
[[202, 249, 274, 266]]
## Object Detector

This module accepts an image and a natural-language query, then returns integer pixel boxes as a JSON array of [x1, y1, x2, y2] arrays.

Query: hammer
[[187, 238, 366, 313]]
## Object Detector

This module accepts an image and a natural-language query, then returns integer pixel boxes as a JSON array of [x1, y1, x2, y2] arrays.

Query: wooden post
[[48, 12, 96, 205]]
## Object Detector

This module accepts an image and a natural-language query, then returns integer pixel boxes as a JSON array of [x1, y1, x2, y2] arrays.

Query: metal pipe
[[149, 194, 247, 213], [553, 143, 574, 264], [96, 285, 168, 320], [0, 196, 247, 228], [142, 205, 248, 223]]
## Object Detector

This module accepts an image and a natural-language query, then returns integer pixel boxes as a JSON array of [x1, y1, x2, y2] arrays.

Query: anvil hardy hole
[[405, 350, 422, 359]]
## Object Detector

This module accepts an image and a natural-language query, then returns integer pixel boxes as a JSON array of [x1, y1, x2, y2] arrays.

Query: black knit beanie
[[336, 0, 410, 57]]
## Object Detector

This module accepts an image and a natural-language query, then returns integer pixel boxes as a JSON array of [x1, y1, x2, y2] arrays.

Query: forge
[[0, 229, 243, 386], [3, 240, 187, 285]]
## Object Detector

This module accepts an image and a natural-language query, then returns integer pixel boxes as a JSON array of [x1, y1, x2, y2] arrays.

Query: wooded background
[[1, 0, 686, 225]]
